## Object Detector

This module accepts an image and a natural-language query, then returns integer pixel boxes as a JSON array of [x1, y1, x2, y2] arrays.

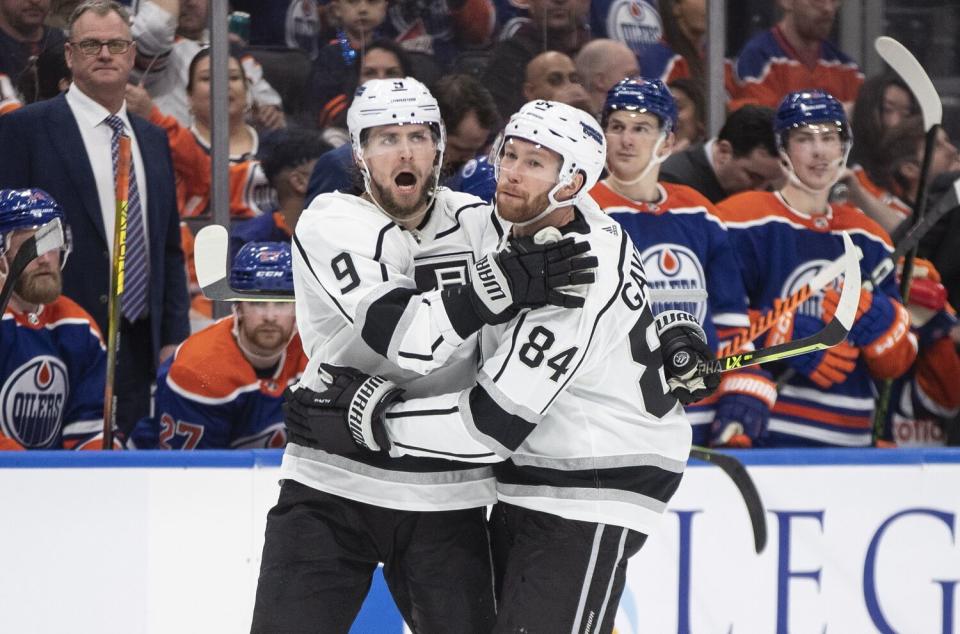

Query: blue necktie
[[105, 114, 149, 321]]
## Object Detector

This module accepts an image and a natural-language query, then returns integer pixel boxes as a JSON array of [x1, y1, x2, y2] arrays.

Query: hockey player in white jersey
[[284, 100, 722, 633], [251, 79, 598, 633]]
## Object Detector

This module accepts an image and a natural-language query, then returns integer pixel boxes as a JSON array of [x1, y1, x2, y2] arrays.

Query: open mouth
[[395, 172, 418, 194]]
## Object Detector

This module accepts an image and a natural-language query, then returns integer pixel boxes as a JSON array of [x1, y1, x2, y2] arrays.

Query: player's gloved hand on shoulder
[[710, 371, 777, 448], [655, 310, 720, 404], [461, 231, 598, 325], [283, 364, 404, 453], [778, 312, 859, 389]]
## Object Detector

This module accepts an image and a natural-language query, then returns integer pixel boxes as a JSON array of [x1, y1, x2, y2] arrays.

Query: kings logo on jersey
[[413, 252, 473, 292], [640, 243, 706, 323], [781, 259, 843, 318], [0, 355, 69, 448], [605, 0, 662, 57]]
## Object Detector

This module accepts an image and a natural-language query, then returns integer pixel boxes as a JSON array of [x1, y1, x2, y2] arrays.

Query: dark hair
[[850, 73, 919, 177], [668, 77, 706, 142], [660, 0, 704, 81], [260, 130, 332, 187], [67, 0, 130, 34], [186, 47, 247, 94], [877, 115, 924, 195], [718, 105, 777, 157], [432, 74, 500, 137], [17, 41, 70, 104]]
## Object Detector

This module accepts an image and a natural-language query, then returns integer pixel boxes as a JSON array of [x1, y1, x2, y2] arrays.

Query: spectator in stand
[[522, 50, 591, 115], [379, 0, 495, 68], [0, 189, 117, 450], [315, 38, 411, 134], [590, 78, 766, 447], [15, 39, 69, 104], [589, 0, 662, 63], [730, 0, 863, 111], [716, 90, 916, 447], [307, 73, 498, 200], [639, 0, 703, 83], [661, 104, 782, 203], [882, 259, 960, 447], [309, 0, 387, 122], [574, 38, 639, 117], [0, 0, 190, 434], [0, 0, 65, 85], [129, 242, 307, 449], [125, 48, 275, 219], [842, 76, 921, 235], [668, 77, 705, 151], [132, 0, 285, 130], [482, 0, 590, 120], [230, 0, 324, 61], [230, 130, 331, 262]]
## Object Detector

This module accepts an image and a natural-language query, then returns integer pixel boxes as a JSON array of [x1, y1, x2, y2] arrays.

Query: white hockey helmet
[[347, 77, 446, 165], [493, 100, 606, 226]]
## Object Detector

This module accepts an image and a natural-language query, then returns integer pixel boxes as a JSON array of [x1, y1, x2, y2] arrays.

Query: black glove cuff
[[441, 285, 488, 338]]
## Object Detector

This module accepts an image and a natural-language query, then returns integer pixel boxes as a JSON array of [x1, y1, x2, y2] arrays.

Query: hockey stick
[[0, 217, 64, 315], [689, 446, 766, 553], [696, 232, 860, 376], [194, 223, 711, 304], [102, 135, 131, 450], [872, 36, 944, 443]]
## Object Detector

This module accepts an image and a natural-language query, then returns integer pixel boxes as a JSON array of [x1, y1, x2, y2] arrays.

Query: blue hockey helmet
[[774, 90, 850, 149], [230, 241, 293, 293], [452, 156, 496, 203], [0, 188, 67, 258], [601, 78, 678, 133]]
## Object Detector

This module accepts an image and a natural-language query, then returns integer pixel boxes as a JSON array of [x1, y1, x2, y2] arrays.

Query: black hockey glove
[[283, 364, 404, 453], [655, 310, 721, 405], [464, 234, 598, 325]]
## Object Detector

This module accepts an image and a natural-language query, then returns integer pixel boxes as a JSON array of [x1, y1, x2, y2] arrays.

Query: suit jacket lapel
[[46, 94, 108, 246]]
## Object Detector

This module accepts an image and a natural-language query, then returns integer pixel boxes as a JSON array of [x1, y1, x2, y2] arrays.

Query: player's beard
[[496, 186, 552, 225], [370, 173, 434, 222], [242, 320, 295, 353], [15, 268, 61, 305]]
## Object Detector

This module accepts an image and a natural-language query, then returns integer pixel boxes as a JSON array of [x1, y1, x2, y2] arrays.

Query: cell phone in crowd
[[228, 11, 251, 43]]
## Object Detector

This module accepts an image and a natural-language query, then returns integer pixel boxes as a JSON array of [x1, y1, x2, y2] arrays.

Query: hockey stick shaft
[[689, 446, 767, 553], [871, 36, 944, 443], [0, 218, 64, 315], [103, 135, 131, 450], [697, 232, 861, 376]]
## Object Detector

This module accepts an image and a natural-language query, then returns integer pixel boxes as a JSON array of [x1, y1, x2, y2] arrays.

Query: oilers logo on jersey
[[605, 0, 662, 56], [780, 259, 842, 318], [0, 355, 69, 448], [639, 243, 707, 322]]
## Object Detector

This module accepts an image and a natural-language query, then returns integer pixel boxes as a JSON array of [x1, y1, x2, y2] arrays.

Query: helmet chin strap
[[605, 132, 669, 188], [779, 142, 852, 197], [357, 149, 441, 227]]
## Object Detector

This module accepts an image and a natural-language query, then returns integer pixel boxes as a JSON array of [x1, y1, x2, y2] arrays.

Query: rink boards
[[0, 448, 957, 633]]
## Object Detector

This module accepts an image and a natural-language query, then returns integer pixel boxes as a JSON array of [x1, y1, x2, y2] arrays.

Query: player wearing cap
[[0, 188, 113, 450], [716, 90, 917, 447], [128, 242, 306, 450], [252, 79, 596, 632], [281, 100, 722, 633]]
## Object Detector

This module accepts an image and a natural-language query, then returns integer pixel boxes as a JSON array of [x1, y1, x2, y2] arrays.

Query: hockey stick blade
[[0, 218, 64, 314], [875, 37, 942, 131], [697, 232, 860, 376], [195, 224, 295, 302], [689, 447, 767, 553]]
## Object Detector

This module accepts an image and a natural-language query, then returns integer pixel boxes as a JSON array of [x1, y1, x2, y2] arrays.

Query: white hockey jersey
[[382, 198, 692, 536], [283, 189, 502, 511]]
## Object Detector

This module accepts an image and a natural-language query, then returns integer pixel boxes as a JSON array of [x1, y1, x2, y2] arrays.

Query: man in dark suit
[[0, 0, 189, 434], [661, 104, 783, 203]]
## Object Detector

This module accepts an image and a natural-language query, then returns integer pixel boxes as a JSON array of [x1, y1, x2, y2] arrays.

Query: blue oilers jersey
[[129, 317, 307, 449], [717, 191, 908, 447], [591, 181, 752, 443], [1, 298, 106, 449]]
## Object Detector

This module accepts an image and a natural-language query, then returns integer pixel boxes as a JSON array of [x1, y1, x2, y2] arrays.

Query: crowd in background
[[1, 0, 960, 451]]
